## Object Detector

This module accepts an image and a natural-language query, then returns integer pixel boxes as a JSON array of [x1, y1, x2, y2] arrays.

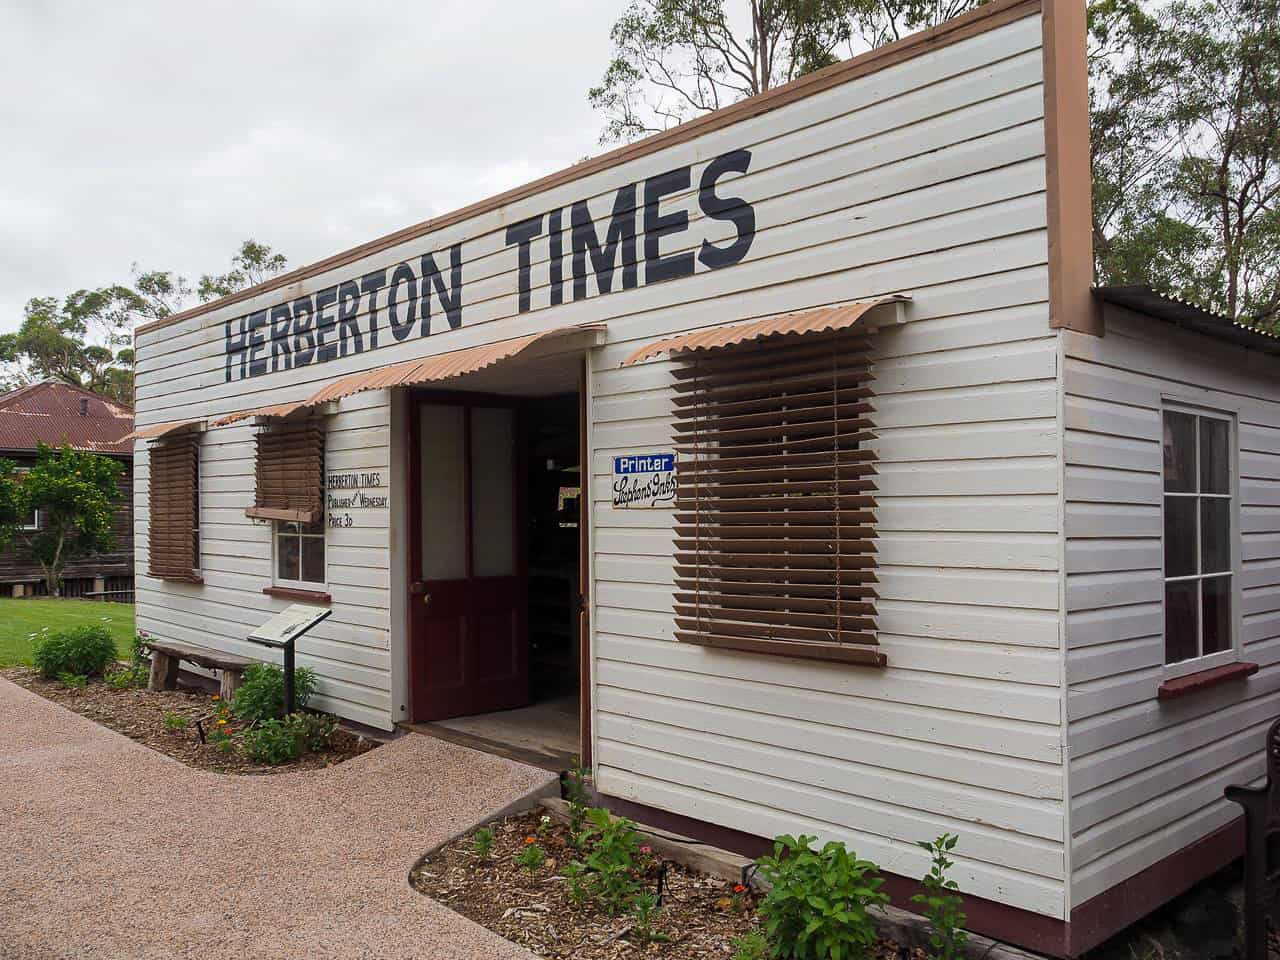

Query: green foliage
[[242, 718, 302, 765], [285, 711, 337, 753], [32, 624, 118, 679], [515, 841, 547, 872], [56, 672, 88, 688], [162, 710, 190, 731], [197, 240, 289, 303], [472, 827, 495, 859], [231, 663, 317, 723], [574, 807, 645, 915], [630, 890, 670, 943], [0, 445, 123, 596], [104, 665, 145, 689], [754, 833, 888, 960], [732, 930, 770, 960], [912, 834, 967, 960], [564, 758, 592, 838], [564, 860, 590, 905]]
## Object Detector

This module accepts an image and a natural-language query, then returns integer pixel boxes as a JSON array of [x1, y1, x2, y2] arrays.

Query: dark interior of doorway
[[428, 392, 581, 771]]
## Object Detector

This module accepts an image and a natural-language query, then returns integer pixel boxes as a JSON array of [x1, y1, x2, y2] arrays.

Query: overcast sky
[[0, 0, 625, 333]]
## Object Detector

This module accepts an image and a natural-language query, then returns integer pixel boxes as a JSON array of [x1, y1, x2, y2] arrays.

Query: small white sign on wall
[[612, 453, 677, 509]]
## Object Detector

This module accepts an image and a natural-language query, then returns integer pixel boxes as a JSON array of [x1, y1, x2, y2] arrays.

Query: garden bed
[[2, 665, 377, 774], [410, 810, 916, 960]]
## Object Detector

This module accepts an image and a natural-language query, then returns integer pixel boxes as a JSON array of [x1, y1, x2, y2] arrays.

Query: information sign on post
[[246, 604, 332, 714]]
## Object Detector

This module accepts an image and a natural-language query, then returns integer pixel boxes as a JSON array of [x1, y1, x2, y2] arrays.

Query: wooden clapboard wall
[[132, 6, 1064, 918]]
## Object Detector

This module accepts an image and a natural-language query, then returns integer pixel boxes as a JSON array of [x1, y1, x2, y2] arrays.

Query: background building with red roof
[[0, 381, 134, 598]]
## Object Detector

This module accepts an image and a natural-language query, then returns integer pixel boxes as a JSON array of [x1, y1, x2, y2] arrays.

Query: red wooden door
[[409, 397, 528, 721]]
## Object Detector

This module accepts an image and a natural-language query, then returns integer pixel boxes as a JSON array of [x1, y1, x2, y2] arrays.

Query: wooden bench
[[144, 640, 255, 700]]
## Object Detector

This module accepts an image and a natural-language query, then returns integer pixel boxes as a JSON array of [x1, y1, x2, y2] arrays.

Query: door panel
[[410, 398, 528, 722]]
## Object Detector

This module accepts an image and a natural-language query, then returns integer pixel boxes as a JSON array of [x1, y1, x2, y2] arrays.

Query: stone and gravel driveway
[[0, 677, 557, 960]]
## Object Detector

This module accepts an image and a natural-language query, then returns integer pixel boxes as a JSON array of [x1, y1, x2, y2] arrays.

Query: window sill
[[679, 633, 886, 667], [1157, 661, 1258, 700], [263, 585, 331, 604]]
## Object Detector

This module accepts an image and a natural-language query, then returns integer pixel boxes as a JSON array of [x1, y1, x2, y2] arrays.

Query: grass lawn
[[0, 598, 135, 668]]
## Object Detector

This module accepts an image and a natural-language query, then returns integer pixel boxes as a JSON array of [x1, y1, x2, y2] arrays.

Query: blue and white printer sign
[[612, 453, 677, 508]]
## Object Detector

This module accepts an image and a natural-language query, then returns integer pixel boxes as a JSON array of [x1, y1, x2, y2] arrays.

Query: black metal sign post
[[247, 604, 332, 716], [1225, 716, 1280, 960]]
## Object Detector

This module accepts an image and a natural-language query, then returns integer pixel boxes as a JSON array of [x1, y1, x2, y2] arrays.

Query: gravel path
[[0, 677, 555, 960]]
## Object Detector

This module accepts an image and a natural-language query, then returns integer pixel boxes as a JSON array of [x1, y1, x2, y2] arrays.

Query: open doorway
[[406, 383, 585, 772]]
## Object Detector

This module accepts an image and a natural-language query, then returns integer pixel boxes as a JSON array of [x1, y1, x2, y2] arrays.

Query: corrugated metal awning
[[621, 296, 909, 366], [125, 418, 206, 442], [306, 324, 606, 405], [1094, 285, 1280, 357], [210, 400, 322, 428]]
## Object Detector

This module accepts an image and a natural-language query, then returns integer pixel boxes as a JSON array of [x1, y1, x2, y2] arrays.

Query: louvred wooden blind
[[247, 421, 325, 524], [148, 434, 200, 581], [672, 328, 883, 666]]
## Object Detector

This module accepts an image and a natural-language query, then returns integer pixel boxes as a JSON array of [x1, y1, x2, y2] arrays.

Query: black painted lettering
[[224, 315, 249, 382], [360, 269, 386, 350], [643, 166, 694, 284], [387, 262, 419, 341], [313, 286, 338, 363], [549, 207, 564, 307], [336, 281, 363, 357], [698, 149, 755, 270], [504, 215, 542, 313], [247, 310, 268, 378], [419, 243, 462, 332], [269, 305, 293, 372], [572, 184, 637, 301], [292, 295, 316, 367]]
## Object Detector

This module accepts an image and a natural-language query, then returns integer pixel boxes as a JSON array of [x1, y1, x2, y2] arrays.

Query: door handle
[[423, 593, 432, 606]]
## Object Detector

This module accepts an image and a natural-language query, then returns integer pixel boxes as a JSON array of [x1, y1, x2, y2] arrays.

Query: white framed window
[[274, 520, 326, 588], [1161, 402, 1239, 677], [14, 469, 38, 530]]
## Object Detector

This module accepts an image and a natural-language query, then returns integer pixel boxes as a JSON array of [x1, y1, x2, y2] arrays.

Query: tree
[[0, 444, 123, 597], [589, 0, 986, 143], [197, 239, 290, 303], [1091, 0, 1280, 328], [0, 286, 141, 402]]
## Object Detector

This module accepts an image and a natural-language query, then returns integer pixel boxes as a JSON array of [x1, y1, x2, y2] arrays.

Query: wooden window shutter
[[246, 420, 325, 524], [672, 328, 884, 666], [148, 434, 201, 582]]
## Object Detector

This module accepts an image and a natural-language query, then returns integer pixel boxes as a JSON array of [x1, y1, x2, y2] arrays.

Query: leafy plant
[[564, 758, 591, 838], [231, 663, 317, 724], [577, 807, 644, 915], [732, 930, 770, 960], [56, 672, 88, 688], [32, 624, 118, 679], [104, 667, 142, 690], [241, 717, 301, 765], [755, 834, 888, 960], [209, 723, 235, 754], [162, 710, 189, 731], [515, 839, 546, 872], [912, 834, 967, 960], [472, 827, 495, 860], [630, 891, 670, 944], [285, 711, 336, 752], [564, 860, 590, 905]]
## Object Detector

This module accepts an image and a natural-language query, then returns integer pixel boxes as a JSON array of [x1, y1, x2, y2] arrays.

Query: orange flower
[[211, 695, 220, 702], [733, 884, 747, 893], [524, 836, 537, 845]]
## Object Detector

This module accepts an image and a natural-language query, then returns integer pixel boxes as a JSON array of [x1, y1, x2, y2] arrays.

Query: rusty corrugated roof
[[125, 419, 205, 442], [210, 401, 316, 428], [0, 381, 134, 456], [621, 297, 910, 365]]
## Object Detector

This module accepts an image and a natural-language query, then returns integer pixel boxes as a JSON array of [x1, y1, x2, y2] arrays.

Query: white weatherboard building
[[130, 1, 1280, 955]]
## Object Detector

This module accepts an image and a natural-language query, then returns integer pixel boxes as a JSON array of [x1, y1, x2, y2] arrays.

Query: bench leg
[[219, 669, 243, 701], [148, 651, 179, 691]]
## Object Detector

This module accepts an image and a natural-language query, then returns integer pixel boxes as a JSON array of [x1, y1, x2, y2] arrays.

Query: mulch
[[411, 811, 917, 960], [1, 666, 377, 775]]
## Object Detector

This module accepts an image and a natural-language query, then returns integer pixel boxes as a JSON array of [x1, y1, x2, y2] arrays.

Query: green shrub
[[56, 672, 88, 688], [630, 891, 669, 944], [162, 710, 189, 731], [563, 758, 591, 838], [515, 841, 546, 872], [285, 711, 337, 752], [575, 807, 644, 915], [732, 930, 769, 960], [241, 718, 301, 765], [32, 625, 117, 679], [912, 834, 967, 960], [231, 663, 317, 723], [755, 834, 888, 960], [472, 827, 495, 859], [104, 663, 147, 689]]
